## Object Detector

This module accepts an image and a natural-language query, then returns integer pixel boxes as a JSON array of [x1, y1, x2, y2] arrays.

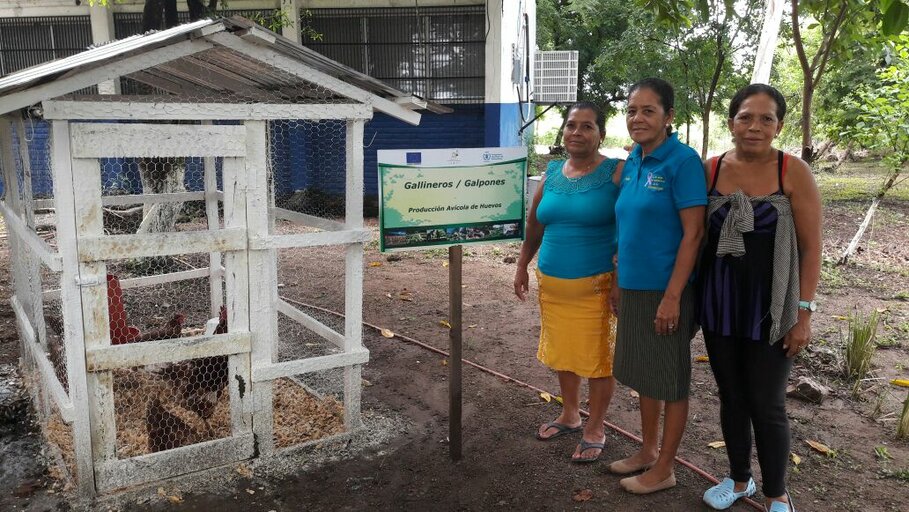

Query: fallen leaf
[[629, 390, 640, 399], [157, 487, 167, 497], [831, 315, 848, 320], [540, 392, 552, 402], [695, 355, 710, 363], [168, 495, 183, 504], [246, 488, 256, 495], [362, 378, 372, 387], [891, 379, 909, 388], [385, 292, 392, 299], [572, 489, 594, 502], [441, 359, 448, 366], [468, 324, 478, 328], [553, 395, 564, 405], [380, 328, 395, 338], [368, 261, 383, 267], [442, 261, 449, 267], [707, 441, 726, 449], [398, 290, 414, 301], [440, 320, 452, 329], [791, 452, 802, 466], [806, 440, 836, 457]]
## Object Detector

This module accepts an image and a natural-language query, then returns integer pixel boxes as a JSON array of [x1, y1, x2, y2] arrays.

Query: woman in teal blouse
[[515, 102, 624, 463]]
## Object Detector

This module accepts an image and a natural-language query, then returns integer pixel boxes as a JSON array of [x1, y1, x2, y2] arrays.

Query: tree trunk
[[800, 79, 815, 162], [553, 113, 568, 147], [700, 109, 710, 159], [138, 158, 186, 235]]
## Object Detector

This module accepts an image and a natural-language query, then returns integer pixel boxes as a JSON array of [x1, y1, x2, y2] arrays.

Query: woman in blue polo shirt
[[607, 78, 706, 495]]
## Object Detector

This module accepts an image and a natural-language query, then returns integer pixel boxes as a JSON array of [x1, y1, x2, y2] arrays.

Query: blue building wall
[[484, 102, 534, 149], [270, 104, 486, 200]]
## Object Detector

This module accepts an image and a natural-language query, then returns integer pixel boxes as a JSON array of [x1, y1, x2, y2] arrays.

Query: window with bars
[[0, 16, 93, 76], [301, 6, 486, 104]]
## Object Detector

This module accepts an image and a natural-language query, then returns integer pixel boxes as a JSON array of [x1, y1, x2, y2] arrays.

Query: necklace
[[565, 158, 599, 181]]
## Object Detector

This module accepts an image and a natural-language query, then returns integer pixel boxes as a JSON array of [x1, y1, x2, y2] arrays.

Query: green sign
[[377, 148, 527, 252]]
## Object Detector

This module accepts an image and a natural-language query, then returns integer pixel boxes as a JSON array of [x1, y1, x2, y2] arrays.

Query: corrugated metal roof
[[0, 18, 216, 94], [0, 16, 451, 116]]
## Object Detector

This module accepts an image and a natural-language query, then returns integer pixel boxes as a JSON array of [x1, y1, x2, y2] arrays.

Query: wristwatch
[[798, 300, 817, 312]]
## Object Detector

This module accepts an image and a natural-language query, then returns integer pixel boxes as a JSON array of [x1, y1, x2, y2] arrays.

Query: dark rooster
[[137, 312, 185, 342], [158, 306, 230, 430], [146, 397, 201, 452]]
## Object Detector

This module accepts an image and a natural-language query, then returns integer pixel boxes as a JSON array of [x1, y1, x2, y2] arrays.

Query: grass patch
[[815, 159, 909, 203], [821, 260, 848, 289], [842, 310, 880, 393], [883, 468, 909, 481]]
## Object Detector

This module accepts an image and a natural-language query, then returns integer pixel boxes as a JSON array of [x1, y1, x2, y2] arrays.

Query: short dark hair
[[728, 83, 787, 121], [628, 78, 675, 135], [566, 101, 606, 134]]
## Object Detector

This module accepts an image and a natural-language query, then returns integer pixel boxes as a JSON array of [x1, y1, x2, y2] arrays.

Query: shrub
[[842, 310, 880, 388]]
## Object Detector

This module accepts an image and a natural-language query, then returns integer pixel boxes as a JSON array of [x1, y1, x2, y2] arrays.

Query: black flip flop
[[571, 438, 605, 463], [535, 421, 583, 441]]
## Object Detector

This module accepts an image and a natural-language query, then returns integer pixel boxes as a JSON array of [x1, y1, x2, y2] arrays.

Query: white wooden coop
[[0, 17, 427, 494]]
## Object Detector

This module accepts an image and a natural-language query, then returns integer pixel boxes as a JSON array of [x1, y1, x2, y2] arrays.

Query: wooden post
[[50, 120, 96, 494], [202, 126, 223, 318], [243, 120, 276, 454], [449, 245, 463, 461], [71, 154, 118, 487], [343, 119, 365, 430], [221, 153, 254, 442]]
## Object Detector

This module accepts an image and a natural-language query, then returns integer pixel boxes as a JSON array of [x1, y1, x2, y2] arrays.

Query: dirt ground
[[1, 168, 909, 511]]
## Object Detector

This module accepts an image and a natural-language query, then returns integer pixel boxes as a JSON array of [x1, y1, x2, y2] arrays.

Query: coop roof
[[0, 16, 451, 124]]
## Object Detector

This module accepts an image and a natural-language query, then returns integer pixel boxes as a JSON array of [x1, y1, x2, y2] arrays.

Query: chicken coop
[[0, 17, 427, 495]]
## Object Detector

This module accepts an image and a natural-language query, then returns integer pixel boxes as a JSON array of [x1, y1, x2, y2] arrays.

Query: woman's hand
[[783, 310, 812, 357], [514, 266, 530, 301], [609, 280, 620, 315], [654, 294, 681, 335]]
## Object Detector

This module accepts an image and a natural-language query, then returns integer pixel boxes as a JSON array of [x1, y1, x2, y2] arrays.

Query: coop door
[[65, 122, 263, 493]]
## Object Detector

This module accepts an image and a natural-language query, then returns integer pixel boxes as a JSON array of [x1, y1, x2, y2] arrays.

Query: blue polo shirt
[[615, 133, 706, 290]]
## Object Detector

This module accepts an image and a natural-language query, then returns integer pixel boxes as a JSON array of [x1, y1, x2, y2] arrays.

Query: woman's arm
[[514, 177, 546, 301], [782, 157, 823, 356], [654, 206, 705, 334]]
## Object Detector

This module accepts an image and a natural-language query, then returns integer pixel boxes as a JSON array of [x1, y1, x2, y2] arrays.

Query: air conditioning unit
[[533, 51, 578, 104]]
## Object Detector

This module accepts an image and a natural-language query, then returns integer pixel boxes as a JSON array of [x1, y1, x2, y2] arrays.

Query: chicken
[[157, 307, 229, 427], [137, 313, 185, 342], [146, 397, 201, 453]]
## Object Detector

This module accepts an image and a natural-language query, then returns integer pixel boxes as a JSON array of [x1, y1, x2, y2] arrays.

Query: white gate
[[53, 121, 259, 492]]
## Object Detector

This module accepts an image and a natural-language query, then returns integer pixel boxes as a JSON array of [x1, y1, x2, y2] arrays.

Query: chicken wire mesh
[[113, 356, 232, 458], [270, 118, 348, 224], [99, 154, 214, 237], [272, 376, 345, 450]]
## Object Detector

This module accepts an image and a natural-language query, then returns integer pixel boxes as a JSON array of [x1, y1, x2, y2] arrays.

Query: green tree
[[638, 0, 909, 162], [656, 0, 763, 157], [537, 0, 685, 145], [837, 37, 909, 263]]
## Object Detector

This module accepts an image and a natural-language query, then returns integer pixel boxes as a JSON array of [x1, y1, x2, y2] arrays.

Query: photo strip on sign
[[377, 147, 527, 252]]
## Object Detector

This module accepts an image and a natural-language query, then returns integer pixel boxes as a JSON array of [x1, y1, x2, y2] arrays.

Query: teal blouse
[[536, 158, 620, 279]]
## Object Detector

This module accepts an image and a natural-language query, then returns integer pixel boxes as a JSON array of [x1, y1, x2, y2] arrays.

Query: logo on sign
[[406, 152, 422, 164], [482, 151, 504, 162]]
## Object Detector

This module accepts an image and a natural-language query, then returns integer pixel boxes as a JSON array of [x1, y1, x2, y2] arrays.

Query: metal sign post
[[448, 244, 463, 461]]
